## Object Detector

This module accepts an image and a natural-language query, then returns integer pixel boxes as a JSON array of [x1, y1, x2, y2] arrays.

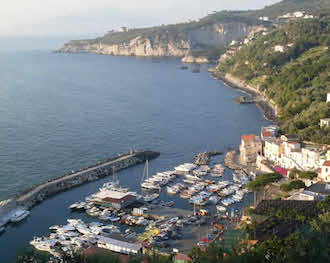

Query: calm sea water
[[0, 50, 269, 262]]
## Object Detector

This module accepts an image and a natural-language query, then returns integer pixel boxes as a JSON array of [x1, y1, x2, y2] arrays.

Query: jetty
[[0, 150, 159, 224], [193, 151, 222, 165]]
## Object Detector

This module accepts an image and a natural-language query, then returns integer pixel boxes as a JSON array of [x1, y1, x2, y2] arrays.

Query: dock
[[0, 150, 159, 223]]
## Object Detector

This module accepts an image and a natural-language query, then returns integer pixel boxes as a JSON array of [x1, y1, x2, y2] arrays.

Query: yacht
[[10, 208, 30, 223], [143, 193, 159, 202], [30, 237, 57, 254]]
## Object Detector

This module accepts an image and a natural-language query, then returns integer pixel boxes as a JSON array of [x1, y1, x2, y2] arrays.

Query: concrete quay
[[0, 150, 159, 221]]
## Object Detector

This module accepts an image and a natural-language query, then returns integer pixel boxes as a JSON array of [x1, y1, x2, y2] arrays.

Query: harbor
[[0, 150, 159, 232], [26, 151, 254, 259]]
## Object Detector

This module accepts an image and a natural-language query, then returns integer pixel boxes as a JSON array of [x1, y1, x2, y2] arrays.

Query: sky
[[1, 0, 280, 38]]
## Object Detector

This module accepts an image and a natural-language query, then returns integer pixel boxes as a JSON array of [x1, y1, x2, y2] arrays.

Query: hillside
[[57, 0, 329, 59], [217, 16, 330, 144]]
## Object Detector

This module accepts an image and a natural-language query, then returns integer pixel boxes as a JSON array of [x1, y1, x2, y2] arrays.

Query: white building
[[119, 26, 128, 32], [319, 161, 330, 182], [97, 236, 142, 255], [327, 93, 330, 103], [274, 45, 285, 52], [293, 11, 305, 18]]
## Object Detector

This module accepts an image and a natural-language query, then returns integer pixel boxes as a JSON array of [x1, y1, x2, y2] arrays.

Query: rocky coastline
[[214, 72, 278, 122]]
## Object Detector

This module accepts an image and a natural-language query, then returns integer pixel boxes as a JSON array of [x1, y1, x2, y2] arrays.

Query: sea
[[0, 49, 270, 262]]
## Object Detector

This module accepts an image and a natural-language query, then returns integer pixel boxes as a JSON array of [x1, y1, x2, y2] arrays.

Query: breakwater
[[1, 150, 159, 213]]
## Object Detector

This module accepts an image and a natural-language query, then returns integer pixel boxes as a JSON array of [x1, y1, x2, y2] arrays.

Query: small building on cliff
[[240, 134, 262, 165]]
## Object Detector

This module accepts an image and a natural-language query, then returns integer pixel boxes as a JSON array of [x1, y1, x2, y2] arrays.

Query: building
[[97, 236, 142, 255], [319, 161, 330, 182], [327, 93, 330, 103], [119, 26, 128, 32], [264, 139, 281, 162], [274, 45, 285, 52], [89, 190, 136, 209], [302, 147, 322, 170], [259, 16, 269, 21], [280, 135, 300, 143], [240, 135, 262, 165], [261, 125, 278, 140], [288, 190, 323, 201], [320, 118, 330, 128]]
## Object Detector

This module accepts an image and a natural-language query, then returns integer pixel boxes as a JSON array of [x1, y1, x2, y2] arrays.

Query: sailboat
[[100, 166, 128, 192], [141, 160, 161, 191]]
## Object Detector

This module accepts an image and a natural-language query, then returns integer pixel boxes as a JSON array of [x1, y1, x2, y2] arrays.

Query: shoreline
[[213, 72, 277, 123]]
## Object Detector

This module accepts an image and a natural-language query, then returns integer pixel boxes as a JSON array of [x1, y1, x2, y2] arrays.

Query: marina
[[28, 153, 254, 258]]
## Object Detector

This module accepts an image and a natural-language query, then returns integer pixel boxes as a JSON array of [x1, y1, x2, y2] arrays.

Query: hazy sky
[[1, 0, 280, 38]]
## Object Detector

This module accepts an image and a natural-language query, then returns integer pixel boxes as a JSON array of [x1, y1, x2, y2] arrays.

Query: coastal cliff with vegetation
[[216, 15, 330, 144], [57, 0, 329, 62]]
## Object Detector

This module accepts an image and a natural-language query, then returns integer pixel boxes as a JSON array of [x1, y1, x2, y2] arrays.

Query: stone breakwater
[[1, 150, 159, 212]]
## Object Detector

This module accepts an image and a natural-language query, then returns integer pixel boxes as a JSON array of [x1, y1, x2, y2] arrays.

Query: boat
[[30, 237, 57, 254], [144, 193, 159, 202], [141, 160, 161, 191], [185, 174, 201, 181], [174, 163, 197, 174], [216, 205, 227, 213], [180, 190, 192, 199], [0, 226, 5, 234], [167, 185, 179, 194], [10, 208, 30, 223]]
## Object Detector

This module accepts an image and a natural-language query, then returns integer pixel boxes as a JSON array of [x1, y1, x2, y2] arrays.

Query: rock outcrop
[[57, 23, 267, 58]]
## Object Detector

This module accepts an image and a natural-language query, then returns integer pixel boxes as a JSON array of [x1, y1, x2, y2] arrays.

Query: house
[[320, 118, 330, 128], [327, 93, 330, 103], [259, 16, 269, 21], [239, 135, 262, 165], [319, 161, 330, 182], [264, 139, 281, 162], [302, 147, 322, 170], [280, 135, 300, 143], [288, 190, 323, 201], [119, 26, 128, 32], [274, 45, 285, 52], [89, 190, 136, 209], [97, 236, 142, 255], [293, 11, 304, 18], [261, 125, 278, 140]]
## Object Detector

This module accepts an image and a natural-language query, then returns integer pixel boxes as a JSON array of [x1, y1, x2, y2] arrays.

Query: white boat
[[185, 174, 201, 181], [0, 226, 5, 234], [216, 205, 227, 212], [67, 219, 84, 226], [143, 193, 159, 202], [30, 237, 57, 253], [175, 163, 197, 174], [10, 208, 30, 223], [167, 186, 179, 194]]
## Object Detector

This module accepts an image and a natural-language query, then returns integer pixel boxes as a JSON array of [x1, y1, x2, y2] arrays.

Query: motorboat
[[143, 193, 159, 202], [10, 208, 30, 223]]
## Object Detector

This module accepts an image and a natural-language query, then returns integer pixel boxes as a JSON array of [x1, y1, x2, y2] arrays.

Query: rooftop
[[242, 134, 255, 142], [93, 190, 132, 200], [323, 160, 330, 167], [98, 236, 142, 251]]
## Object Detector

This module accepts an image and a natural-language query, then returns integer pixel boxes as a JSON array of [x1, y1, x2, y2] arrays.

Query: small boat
[[180, 190, 192, 199], [10, 208, 30, 223], [0, 226, 5, 234], [144, 193, 159, 202], [216, 205, 227, 213]]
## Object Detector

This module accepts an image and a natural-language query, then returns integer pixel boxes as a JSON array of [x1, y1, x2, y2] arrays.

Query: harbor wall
[[15, 150, 159, 209]]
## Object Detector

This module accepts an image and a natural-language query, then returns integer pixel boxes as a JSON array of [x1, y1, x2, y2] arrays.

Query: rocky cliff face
[[58, 23, 266, 58]]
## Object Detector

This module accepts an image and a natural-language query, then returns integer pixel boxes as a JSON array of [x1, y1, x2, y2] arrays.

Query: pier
[[0, 150, 159, 222]]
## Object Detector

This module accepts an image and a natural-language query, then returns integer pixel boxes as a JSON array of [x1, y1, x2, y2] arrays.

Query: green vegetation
[[290, 168, 318, 180], [280, 180, 306, 192], [247, 173, 282, 192], [218, 16, 330, 143]]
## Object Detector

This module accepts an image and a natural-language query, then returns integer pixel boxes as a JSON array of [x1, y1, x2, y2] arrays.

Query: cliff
[[58, 22, 266, 58]]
